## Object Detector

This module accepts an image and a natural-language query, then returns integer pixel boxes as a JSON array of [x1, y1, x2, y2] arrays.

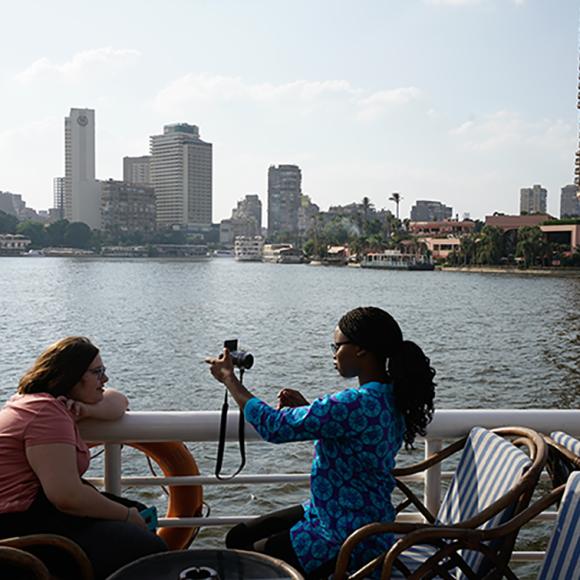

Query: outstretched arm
[[60, 388, 129, 421]]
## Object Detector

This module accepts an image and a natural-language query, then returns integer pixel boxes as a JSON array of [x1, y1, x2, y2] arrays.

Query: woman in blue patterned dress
[[206, 306, 435, 579]]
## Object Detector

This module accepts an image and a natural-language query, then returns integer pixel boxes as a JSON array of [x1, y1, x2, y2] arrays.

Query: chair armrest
[[333, 522, 430, 580], [0, 545, 51, 579], [0, 534, 93, 580]]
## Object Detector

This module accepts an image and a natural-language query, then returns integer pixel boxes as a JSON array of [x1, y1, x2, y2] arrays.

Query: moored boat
[[234, 236, 264, 262], [262, 244, 305, 264], [361, 250, 434, 271]]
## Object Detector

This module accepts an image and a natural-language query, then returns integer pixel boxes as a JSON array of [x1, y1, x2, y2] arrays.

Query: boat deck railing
[[79, 408, 580, 563]]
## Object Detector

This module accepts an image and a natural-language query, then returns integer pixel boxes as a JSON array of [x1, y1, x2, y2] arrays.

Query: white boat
[[234, 236, 264, 262], [212, 249, 235, 258], [262, 244, 305, 264], [361, 250, 434, 271]]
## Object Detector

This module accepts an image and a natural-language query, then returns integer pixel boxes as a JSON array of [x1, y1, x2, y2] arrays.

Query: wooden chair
[[0, 545, 50, 579], [0, 534, 93, 579], [544, 431, 580, 489], [333, 426, 547, 579]]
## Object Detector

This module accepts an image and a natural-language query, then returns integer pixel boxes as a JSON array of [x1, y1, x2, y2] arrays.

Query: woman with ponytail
[[206, 306, 436, 579]]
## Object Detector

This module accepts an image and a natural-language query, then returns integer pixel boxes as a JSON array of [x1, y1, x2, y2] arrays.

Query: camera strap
[[215, 371, 246, 480]]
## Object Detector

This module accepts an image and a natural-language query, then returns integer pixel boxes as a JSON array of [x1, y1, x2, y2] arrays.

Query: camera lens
[[230, 351, 254, 370]]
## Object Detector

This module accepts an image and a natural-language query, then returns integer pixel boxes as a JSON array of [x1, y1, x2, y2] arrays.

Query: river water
[[1, 258, 579, 574]]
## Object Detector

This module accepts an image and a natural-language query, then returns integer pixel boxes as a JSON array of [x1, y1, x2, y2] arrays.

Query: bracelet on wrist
[[124, 507, 131, 522]]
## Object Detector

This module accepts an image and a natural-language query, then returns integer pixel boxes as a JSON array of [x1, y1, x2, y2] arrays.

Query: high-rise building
[[64, 108, 101, 229], [520, 184, 547, 215], [123, 156, 152, 185], [232, 194, 262, 229], [560, 184, 580, 218], [267, 165, 302, 238], [101, 179, 156, 234], [53, 177, 65, 220], [410, 200, 453, 222], [150, 123, 212, 229]]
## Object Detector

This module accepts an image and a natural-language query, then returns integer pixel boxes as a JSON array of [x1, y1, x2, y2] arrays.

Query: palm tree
[[389, 192, 403, 220]]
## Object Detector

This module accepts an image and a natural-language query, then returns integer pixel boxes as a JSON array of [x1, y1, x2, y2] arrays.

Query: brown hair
[[18, 337, 99, 398]]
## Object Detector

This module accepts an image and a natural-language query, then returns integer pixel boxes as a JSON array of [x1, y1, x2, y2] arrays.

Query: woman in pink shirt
[[0, 337, 166, 579]]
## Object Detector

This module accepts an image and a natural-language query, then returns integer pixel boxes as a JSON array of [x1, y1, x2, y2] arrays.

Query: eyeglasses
[[330, 341, 352, 354], [87, 366, 107, 379]]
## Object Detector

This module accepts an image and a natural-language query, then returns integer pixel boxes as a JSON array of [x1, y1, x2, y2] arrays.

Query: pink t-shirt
[[0, 393, 90, 513]]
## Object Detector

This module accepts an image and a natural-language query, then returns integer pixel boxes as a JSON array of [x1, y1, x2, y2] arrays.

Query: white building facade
[[64, 108, 101, 229], [150, 124, 212, 230], [123, 156, 152, 185]]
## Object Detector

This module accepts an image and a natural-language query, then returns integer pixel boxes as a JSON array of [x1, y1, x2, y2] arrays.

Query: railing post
[[104, 443, 123, 496], [424, 438, 442, 519]]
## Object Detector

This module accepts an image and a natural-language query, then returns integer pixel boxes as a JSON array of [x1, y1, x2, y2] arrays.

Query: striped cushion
[[538, 471, 580, 580], [389, 543, 439, 578], [550, 431, 580, 458], [435, 427, 531, 577]]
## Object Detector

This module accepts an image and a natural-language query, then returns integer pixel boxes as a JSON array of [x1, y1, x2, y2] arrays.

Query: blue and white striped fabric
[[390, 427, 531, 579], [537, 471, 580, 580], [550, 431, 580, 458], [436, 427, 531, 529]]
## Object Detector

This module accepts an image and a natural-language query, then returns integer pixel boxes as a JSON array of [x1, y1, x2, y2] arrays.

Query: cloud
[[15, 47, 141, 83], [152, 73, 420, 121], [449, 110, 574, 154], [356, 87, 422, 120], [425, 0, 525, 5], [425, 0, 482, 5]]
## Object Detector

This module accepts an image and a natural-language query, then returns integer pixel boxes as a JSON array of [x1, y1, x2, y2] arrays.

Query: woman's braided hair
[[338, 307, 436, 448]]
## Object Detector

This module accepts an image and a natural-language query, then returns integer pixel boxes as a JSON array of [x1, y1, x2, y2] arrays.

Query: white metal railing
[[79, 408, 580, 562]]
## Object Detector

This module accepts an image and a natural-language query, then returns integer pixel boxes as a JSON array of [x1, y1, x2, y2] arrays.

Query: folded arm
[[60, 388, 129, 421]]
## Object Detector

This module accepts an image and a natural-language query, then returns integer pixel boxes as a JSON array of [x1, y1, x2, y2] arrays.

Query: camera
[[223, 339, 254, 370]]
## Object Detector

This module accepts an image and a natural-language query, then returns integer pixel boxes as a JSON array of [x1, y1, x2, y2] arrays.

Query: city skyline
[[0, 0, 577, 221]]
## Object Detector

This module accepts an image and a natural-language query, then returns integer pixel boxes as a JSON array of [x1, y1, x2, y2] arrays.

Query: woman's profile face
[[332, 327, 360, 378], [68, 354, 108, 403]]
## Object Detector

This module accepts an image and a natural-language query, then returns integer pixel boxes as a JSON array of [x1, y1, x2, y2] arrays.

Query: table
[[106, 548, 304, 580]]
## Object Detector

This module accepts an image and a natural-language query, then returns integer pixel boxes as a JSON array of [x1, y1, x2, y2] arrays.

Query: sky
[[0, 0, 578, 222]]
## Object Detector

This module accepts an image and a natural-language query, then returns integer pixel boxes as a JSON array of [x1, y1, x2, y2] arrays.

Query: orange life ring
[[129, 441, 203, 550]]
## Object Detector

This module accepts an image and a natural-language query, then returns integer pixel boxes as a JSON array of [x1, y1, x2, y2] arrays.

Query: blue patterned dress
[[244, 381, 405, 574]]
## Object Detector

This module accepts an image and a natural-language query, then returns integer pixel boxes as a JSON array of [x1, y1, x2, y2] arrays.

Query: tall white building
[[150, 123, 212, 229], [64, 108, 101, 229], [520, 184, 547, 215]]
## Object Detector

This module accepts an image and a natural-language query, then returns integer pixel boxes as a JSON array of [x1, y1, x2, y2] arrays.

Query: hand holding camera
[[206, 340, 253, 385], [205, 340, 254, 479]]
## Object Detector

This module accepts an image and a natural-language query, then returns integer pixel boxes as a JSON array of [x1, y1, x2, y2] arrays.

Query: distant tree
[[16, 221, 46, 248], [459, 234, 477, 266], [64, 222, 92, 249], [476, 226, 504, 265], [516, 226, 547, 268], [322, 218, 350, 245], [0, 210, 18, 234], [389, 192, 403, 219], [473, 220, 485, 234], [152, 229, 187, 245], [361, 196, 374, 236], [46, 219, 69, 247]]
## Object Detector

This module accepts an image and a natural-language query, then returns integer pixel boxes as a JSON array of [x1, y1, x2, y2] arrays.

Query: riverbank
[[442, 265, 580, 277]]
